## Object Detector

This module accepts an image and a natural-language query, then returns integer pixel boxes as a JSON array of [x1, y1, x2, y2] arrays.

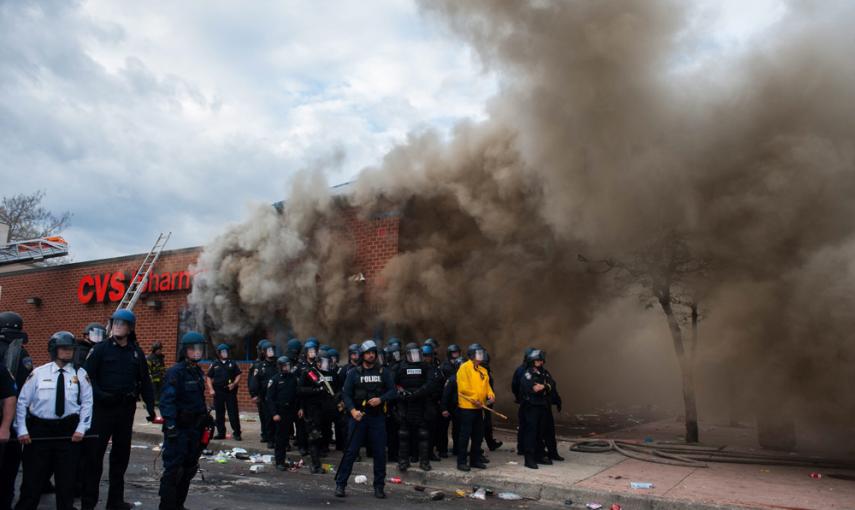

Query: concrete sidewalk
[[130, 406, 855, 509]]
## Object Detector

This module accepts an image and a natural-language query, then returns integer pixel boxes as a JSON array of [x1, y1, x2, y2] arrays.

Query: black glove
[[165, 426, 179, 439]]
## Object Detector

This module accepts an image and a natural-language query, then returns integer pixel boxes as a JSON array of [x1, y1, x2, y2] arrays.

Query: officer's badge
[[71, 375, 79, 384], [524, 372, 532, 380]]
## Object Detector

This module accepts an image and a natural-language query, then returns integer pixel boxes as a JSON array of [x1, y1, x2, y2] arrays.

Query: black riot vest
[[396, 361, 428, 392], [353, 365, 387, 413]]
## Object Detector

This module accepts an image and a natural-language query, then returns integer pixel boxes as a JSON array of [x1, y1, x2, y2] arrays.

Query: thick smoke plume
[[190, 0, 855, 450]]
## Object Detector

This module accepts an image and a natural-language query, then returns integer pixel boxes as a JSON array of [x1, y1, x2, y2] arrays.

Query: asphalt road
[[30, 444, 566, 510]]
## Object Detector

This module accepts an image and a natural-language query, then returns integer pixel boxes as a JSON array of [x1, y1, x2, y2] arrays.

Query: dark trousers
[[456, 409, 484, 466], [516, 404, 525, 453], [152, 380, 164, 405], [272, 408, 296, 464], [385, 411, 398, 461], [77, 431, 100, 506], [255, 395, 271, 441], [84, 401, 135, 507], [522, 403, 547, 455], [484, 406, 496, 446], [334, 411, 347, 450], [15, 416, 80, 510], [335, 414, 386, 489], [0, 434, 23, 510], [541, 406, 558, 455], [213, 388, 241, 436], [158, 427, 202, 510]]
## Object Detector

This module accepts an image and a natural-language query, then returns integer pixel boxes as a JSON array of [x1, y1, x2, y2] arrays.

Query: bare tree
[[0, 191, 72, 241], [580, 229, 708, 443]]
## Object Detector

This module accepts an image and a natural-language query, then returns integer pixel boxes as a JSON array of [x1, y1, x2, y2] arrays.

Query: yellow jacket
[[456, 360, 495, 410]]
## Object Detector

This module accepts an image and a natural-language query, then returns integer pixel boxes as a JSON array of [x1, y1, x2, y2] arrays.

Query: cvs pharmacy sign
[[77, 270, 193, 304]]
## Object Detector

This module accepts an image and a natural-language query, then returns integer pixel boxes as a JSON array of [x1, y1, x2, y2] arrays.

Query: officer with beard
[[248, 340, 276, 448], [297, 350, 338, 473], [0, 311, 34, 510], [394, 342, 435, 472], [334, 340, 397, 499], [83, 310, 156, 510], [157, 332, 209, 510]]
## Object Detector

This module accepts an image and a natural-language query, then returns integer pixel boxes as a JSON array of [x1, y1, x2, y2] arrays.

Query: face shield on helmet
[[88, 327, 105, 343], [266, 347, 275, 358], [277, 356, 291, 373], [186, 344, 204, 361], [473, 348, 485, 361], [306, 347, 317, 360], [319, 356, 331, 371], [405, 346, 421, 363]]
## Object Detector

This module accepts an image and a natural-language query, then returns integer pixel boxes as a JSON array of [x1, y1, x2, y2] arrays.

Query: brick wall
[[0, 206, 401, 411]]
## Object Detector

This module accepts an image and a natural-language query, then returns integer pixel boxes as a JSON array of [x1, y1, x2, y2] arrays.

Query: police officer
[[298, 349, 338, 473], [328, 348, 348, 451], [147, 342, 166, 404], [74, 323, 106, 370], [248, 340, 276, 447], [0, 365, 15, 459], [206, 343, 242, 441], [158, 332, 209, 510], [482, 352, 503, 452], [511, 348, 534, 455], [519, 349, 554, 469], [394, 343, 435, 472], [83, 310, 157, 510], [440, 366, 460, 457], [334, 340, 397, 499], [383, 342, 402, 463], [266, 356, 298, 470], [540, 352, 564, 462], [15, 331, 93, 510], [285, 339, 302, 366], [455, 343, 494, 471], [437, 344, 461, 458], [0, 311, 33, 510]]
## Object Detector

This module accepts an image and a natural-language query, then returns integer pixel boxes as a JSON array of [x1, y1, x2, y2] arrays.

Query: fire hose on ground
[[569, 439, 855, 470]]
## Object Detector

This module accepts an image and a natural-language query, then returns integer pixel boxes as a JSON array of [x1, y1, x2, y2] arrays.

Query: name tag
[[321, 376, 333, 383], [406, 369, 422, 375]]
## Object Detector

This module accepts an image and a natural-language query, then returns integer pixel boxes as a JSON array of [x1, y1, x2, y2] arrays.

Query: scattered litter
[[564, 499, 573, 506], [389, 476, 402, 484], [151, 446, 161, 452], [202, 449, 214, 456], [249, 454, 263, 463], [235, 452, 250, 460], [262, 455, 274, 464], [469, 488, 487, 500], [608, 475, 623, 480], [231, 447, 248, 454], [133, 503, 142, 507], [506, 461, 519, 465], [610, 505, 622, 510], [630, 482, 654, 489], [131, 444, 148, 449], [249, 464, 264, 473], [354, 475, 368, 484], [321, 462, 334, 473], [429, 491, 445, 501], [810, 472, 822, 479], [455, 489, 467, 497], [414, 485, 426, 492], [214, 454, 228, 464], [586, 504, 603, 510], [498, 492, 523, 500]]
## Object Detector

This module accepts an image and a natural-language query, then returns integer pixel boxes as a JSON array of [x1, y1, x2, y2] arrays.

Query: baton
[[460, 395, 509, 420]]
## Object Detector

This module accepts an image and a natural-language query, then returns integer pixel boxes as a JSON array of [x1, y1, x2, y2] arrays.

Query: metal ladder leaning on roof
[[114, 231, 171, 313]]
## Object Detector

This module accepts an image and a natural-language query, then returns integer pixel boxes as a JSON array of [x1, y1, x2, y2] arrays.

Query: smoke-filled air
[[189, 0, 855, 451]]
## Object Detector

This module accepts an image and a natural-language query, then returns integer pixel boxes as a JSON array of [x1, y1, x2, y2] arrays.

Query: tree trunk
[[660, 298, 700, 443]]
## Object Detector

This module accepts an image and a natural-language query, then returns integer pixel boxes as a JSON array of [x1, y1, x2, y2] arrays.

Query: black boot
[[487, 440, 503, 451], [310, 446, 323, 474], [549, 451, 565, 461], [524, 454, 539, 469], [374, 487, 386, 499], [398, 459, 409, 472], [536, 455, 553, 465], [335, 485, 346, 497]]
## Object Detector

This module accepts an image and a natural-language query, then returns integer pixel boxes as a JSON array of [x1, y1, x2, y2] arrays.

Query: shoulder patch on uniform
[[524, 372, 532, 380]]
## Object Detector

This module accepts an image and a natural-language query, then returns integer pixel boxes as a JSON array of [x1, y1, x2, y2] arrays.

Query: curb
[[132, 430, 754, 510]]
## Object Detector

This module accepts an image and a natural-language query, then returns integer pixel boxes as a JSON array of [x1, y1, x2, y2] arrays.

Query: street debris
[[586, 504, 603, 509], [388, 476, 402, 484], [610, 505, 622, 510], [455, 489, 467, 497], [498, 492, 523, 500], [506, 461, 519, 465], [469, 487, 487, 500], [249, 464, 264, 473], [564, 499, 573, 506], [354, 475, 368, 484], [131, 444, 148, 449], [810, 472, 822, 479], [429, 491, 445, 501], [630, 482, 654, 489]]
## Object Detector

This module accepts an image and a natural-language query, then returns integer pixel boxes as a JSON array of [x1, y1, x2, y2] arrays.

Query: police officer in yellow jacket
[[455, 343, 494, 471]]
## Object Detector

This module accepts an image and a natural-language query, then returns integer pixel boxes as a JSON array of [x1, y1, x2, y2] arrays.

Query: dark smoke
[[189, 0, 855, 451]]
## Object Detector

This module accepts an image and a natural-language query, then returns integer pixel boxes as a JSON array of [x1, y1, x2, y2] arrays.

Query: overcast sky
[[0, 0, 783, 262]]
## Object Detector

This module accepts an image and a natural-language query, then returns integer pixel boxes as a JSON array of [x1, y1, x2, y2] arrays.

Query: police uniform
[[1, 344, 33, 510], [335, 362, 397, 496], [248, 357, 275, 444], [519, 364, 552, 467], [393, 356, 435, 471], [297, 362, 338, 472], [265, 369, 298, 466], [158, 359, 208, 510], [207, 358, 242, 439], [83, 337, 156, 509], [0, 367, 16, 460], [14, 362, 93, 510], [511, 361, 528, 454], [440, 372, 460, 456], [437, 357, 461, 457], [72, 340, 93, 370], [147, 351, 166, 403]]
